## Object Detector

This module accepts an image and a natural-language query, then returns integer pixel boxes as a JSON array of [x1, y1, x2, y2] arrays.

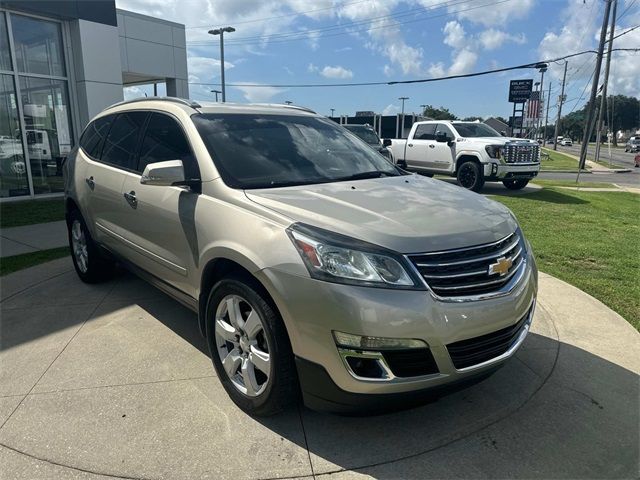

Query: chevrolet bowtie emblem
[[488, 256, 513, 276]]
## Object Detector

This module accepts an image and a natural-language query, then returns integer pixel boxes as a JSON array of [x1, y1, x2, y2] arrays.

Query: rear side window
[[414, 124, 436, 140], [79, 115, 113, 159], [100, 112, 148, 170], [137, 113, 199, 179]]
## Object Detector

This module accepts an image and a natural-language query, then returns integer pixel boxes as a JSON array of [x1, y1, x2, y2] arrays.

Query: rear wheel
[[456, 160, 484, 192], [502, 179, 530, 190], [67, 209, 114, 283], [206, 276, 298, 416]]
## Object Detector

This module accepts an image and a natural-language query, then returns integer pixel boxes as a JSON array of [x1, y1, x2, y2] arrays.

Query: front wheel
[[502, 179, 530, 190], [456, 161, 485, 192], [206, 276, 298, 416]]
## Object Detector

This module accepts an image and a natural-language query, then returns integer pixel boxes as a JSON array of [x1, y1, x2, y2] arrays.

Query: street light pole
[[208, 26, 236, 102], [210, 89, 221, 102], [330, 108, 335, 117], [399, 97, 409, 138]]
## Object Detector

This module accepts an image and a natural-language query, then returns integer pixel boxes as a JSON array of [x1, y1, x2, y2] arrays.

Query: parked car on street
[[343, 124, 394, 162], [64, 98, 538, 416], [386, 121, 541, 192], [559, 138, 573, 146], [624, 138, 640, 153]]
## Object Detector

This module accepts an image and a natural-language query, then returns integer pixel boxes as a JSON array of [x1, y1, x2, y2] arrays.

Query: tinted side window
[[79, 115, 113, 159], [414, 124, 436, 140], [100, 112, 148, 170], [138, 113, 198, 178], [436, 124, 455, 139]]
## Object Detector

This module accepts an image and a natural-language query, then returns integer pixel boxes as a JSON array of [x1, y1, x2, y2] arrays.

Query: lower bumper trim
[[295, 356, 501, 414]]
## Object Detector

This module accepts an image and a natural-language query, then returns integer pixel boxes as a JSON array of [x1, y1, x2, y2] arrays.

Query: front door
[[118, 112, 201, 297], [428, 123, 456, 173]]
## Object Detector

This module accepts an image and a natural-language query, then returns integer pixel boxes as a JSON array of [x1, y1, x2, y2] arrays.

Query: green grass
[[540, 148, 586, 171], [532, 179, 615, 189], [0, 247, 70, 276], [0, 198, 64, 228], [494, 187, 640, 329], [593, 159, 628, 170]]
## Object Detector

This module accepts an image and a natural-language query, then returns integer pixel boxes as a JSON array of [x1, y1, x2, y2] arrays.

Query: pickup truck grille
[[408, 232, 524, 298], [503, 143, 540, 164]]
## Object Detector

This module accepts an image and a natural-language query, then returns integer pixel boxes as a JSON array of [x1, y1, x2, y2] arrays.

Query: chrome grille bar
[[430, 257, 523, 291], [415, 237, 520, 268]]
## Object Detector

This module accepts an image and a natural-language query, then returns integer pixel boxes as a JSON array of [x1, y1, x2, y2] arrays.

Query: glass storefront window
[[19, 76, 72, 194], [0, 13, 11, 71], [11, 14, 65, 77], [0, 74, 29, 197]]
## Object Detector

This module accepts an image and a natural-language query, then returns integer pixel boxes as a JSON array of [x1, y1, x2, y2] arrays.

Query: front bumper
[[484, 162, 541, 180], [258, 251, 538, 410]]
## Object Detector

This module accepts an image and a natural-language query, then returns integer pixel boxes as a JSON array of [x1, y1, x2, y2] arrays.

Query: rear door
[[88, 111, 148, 254], [405, 123, 436, 170], [118, 112, 201, 297]]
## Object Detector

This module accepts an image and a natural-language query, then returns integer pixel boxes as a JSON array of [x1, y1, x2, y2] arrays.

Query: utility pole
[[210, 89, 221, 102], [284, 100, 293, 105], [399, 96, 409, 138], [595, 0, 617, 163], [535, 63, 547, 140], [208, 26, 236, 102], [579, 0, 612, 170], [330, 108, 335, 117], [543, 81, 552, 147], [553, 61, 568, 151]]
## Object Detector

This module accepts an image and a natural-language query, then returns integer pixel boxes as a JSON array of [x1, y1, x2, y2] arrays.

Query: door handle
[[124, 190, 137, 209], [85, 176, 95, 190], [429, 144, 435, 148], [408, 143, 413, 147]]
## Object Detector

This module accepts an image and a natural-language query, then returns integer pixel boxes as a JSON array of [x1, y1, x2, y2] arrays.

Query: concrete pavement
[[0, 257, 638, 479], [0, 221, 67, 258]]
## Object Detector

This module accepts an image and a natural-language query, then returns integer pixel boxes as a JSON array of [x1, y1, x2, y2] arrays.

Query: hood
[[245, 175, 518, 254], [458, 137, 536, 147]]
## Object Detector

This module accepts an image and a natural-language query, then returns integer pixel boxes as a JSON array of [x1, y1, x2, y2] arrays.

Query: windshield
[[344, 126, 381, 145], [193, 113, 400, 189], [452, 123, 501, 138]]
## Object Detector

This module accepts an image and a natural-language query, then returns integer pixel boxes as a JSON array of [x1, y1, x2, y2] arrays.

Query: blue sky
[[117, 0, 639, 120]]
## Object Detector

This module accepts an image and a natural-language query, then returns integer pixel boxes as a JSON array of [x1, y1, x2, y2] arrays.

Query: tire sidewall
[[67, 209, 112, 283]]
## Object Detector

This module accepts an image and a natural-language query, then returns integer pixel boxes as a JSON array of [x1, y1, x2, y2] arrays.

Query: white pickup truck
[[385, 121, 541, 191]]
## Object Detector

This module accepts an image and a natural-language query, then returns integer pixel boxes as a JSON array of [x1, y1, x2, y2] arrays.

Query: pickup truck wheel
[[67, 209, 114, 283], [502, 179, 530, 190], [206, 276, 298, 416], [456, 161, 484, 192]]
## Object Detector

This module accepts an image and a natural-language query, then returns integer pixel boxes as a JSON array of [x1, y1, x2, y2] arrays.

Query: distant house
[[484, 117, 509, 135]]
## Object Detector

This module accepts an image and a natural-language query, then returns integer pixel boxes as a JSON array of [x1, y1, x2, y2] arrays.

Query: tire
[[502, 179, 530, 190], [419, 172, 434, 178], [206, 276, 298, 416], [67, 209, 114, 283], [456, 160, 485, 192]]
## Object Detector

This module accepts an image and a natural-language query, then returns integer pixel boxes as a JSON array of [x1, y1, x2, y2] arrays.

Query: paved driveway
[[1, 258, 638, 479]]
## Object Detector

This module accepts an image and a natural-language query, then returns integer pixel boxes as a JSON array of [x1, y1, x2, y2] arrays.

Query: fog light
[[491, 163, 499, 175], [333, 331, 427, 350], [345, 356, 384, 378]]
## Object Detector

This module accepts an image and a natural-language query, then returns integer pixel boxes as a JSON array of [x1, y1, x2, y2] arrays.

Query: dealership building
[[0, 0, 189, 199]]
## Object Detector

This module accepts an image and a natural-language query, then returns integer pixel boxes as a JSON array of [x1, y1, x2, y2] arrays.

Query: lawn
[[0, 197, 65, 228], [494, 187, 640, 329], [0, 247, 70, 276], [531, 179, 615, 189], [540, 148, 586, 171]]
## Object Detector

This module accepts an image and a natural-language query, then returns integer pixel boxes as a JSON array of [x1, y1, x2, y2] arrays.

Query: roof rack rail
[[107, 96, 201, 110], [253, 103, 316, 114]]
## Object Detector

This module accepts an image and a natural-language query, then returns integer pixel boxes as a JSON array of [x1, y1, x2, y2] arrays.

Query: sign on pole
[[508, 79, 533, 103]]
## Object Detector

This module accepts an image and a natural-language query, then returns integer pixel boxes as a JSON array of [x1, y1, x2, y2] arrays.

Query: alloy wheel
[[71, 220, 89, 273], [458, 164, 476, 189], [214, 294, 271, 397]]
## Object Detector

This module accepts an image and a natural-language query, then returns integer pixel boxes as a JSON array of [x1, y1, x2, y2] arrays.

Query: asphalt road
[[550, 143, 638, 169]]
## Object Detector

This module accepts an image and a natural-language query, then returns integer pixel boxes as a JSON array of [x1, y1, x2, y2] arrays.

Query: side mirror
[[141, 160, 186, 186], [435, 131, 448, 143], [382, 138, 392, 147]]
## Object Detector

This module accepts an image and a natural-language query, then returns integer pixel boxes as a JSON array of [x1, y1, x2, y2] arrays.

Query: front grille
[[382, 348, 439, 377], [503, 142, 540, 164], [447, 306, 532, 369], [408, 232, 525, 298]]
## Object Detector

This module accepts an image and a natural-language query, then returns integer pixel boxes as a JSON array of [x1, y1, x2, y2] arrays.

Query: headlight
[[287, 224, 422, 289], [485, 145, 503, 159]]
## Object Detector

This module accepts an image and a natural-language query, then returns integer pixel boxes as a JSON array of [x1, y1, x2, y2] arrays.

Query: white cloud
[[307, 63, 318, 73], [187, 56, 234, 81], [449, 48, 478, 75], [455, 0, 535, 26], [382, 103, 399, 115], [320, 65, 353, 79], [443, 21, 467, 49], [383, 64, 394, 77], [479, 29, 526, 50], [232, 82, 287, 102], [428, 62, 446, 78]]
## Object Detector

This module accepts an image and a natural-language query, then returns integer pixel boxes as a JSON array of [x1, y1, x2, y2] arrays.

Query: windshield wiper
[[335, 171, 396, 182]]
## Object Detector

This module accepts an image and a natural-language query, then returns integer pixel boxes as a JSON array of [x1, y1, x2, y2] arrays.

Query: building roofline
[[116, 8, 185, 28]]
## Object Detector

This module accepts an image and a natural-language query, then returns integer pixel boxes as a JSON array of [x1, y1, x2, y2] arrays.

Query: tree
[[463, 116, 484, 122], [495, 116, 509, 125], [422, 105, 457, 120]]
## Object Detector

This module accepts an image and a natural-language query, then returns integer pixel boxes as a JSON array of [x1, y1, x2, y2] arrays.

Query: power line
[[188, 0, 508, 46]]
